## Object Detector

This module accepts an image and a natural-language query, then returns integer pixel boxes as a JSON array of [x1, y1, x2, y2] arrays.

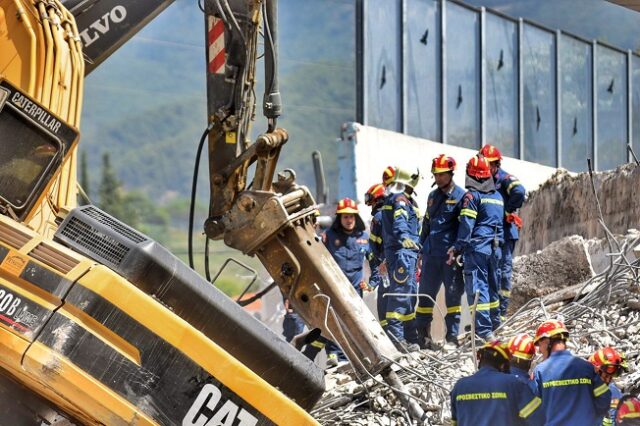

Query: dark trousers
[[463, 247, 501, 338], [416, 255, 464, 339], [499, 239, 516, 318]]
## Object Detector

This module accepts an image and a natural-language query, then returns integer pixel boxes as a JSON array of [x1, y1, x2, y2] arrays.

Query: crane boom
[[62, 0, 176, 75]]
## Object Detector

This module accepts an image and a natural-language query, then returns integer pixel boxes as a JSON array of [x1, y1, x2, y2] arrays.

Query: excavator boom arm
[[62, 0, 176, 75], [200, 0, 398, 378]]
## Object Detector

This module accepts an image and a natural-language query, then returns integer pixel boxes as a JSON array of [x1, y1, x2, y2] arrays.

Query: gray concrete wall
[[339, 123, 557, 211]]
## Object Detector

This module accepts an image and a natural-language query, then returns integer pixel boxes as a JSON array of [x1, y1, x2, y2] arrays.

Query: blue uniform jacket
[[381, 192, 420, 258], [369, 208, 384, 262], [453, 190, 504, 255], [532, 350, 611, 426], [511, 366, 533, 387], [323, 227, 370, 289], [494, 168, 525, 241], [603, 383, 622, 426], [419, 184, 465, 257], [451, 366, 544, 426], [368, 208, 384, 288]]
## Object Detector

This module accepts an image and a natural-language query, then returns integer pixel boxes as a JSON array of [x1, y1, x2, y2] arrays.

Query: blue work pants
[[416, 255, 464, 340], [499, 239, 516, 318], [463, 247, 501, 338], [377, 278, 388, 329], [385, 250, 418, 344]]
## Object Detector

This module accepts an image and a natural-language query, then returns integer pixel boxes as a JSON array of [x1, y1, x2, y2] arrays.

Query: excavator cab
[[0, 80, 77, 221]]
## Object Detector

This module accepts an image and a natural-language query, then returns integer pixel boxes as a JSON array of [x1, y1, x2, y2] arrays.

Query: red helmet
[[336, 197, 359, 214], [364, 183, 386, 206], [382, 166, 397, 186], [534, 319, 569, 343], [617, 397, 640, 424], [480, 144, 502, 162], [508, 334, 536, 361], [480, 340, 512, 362], [431, 154, 456, 174], [466, 155, 492, 179], [589, 347, 629, 376]]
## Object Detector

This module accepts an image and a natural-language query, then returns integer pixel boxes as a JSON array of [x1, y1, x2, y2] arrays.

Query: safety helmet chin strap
[[547, 338, 553, 358]]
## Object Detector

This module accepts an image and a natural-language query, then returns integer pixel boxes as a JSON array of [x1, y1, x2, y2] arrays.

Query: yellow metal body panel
[[0, 324, 29, 366], [57, 305, 142, 366], [73, 266, 319, 426], [0, 0, 83, 237], [0, 215, 318, 424], [23, 343, 158, 426]]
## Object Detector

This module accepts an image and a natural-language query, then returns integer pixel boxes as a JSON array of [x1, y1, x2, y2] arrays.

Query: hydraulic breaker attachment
[[205, 172, 399, 378], [202, 0, 400, 380]]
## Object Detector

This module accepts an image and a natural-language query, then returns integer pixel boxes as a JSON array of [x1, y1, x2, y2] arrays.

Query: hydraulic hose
[[188, 124, 213, 270]]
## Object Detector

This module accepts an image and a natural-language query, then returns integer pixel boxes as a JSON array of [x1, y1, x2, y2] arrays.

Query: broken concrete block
[[510, 235, 593, 313]]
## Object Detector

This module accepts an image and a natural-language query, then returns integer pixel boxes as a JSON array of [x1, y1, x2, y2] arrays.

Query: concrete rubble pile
[[517, 163, 640, 255], [311, 233, 640, 425]]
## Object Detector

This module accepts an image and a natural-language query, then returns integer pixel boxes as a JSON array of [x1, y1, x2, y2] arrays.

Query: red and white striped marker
[[208, 16, 226, 74]]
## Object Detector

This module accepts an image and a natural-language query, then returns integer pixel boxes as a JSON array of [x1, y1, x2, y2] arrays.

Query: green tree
[[98, 152, 125, 219], [121, 191, 170, 238]]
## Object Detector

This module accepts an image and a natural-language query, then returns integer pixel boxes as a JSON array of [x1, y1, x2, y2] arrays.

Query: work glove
[[401, 238, 419, 250], [506, 212, 523, 230]]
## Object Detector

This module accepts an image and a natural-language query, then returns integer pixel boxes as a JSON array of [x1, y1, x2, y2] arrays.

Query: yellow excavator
[[0, 0, 419, 424]]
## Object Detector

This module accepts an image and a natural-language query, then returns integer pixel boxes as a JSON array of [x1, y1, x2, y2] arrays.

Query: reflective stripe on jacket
[[451, 366, 545, 426], [381, 192, 420, 258], [454, 190, 504, 255], [420, 184, 465, 257], [532, 350, 611, 426]]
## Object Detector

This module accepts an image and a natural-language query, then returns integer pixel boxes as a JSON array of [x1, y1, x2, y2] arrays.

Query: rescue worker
[[416, 155, 465, 350], [368, 166, 397, 329], [450, 340, 545, 426], [364, 183, 388, 328], [589, 347, 629, 426], [616, 396, 640, 425], [304, 198, 371, 366], [322, 197, 371, 296], [381, 167, 421, 352], [479, 145, 526, 322], [447, 155, 504, 340], [508, 333, 536, 385], [531, 319, 611, 425]]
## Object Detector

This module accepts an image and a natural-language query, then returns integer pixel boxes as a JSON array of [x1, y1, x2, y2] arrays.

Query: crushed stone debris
[[311, 233, 640, 425]]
